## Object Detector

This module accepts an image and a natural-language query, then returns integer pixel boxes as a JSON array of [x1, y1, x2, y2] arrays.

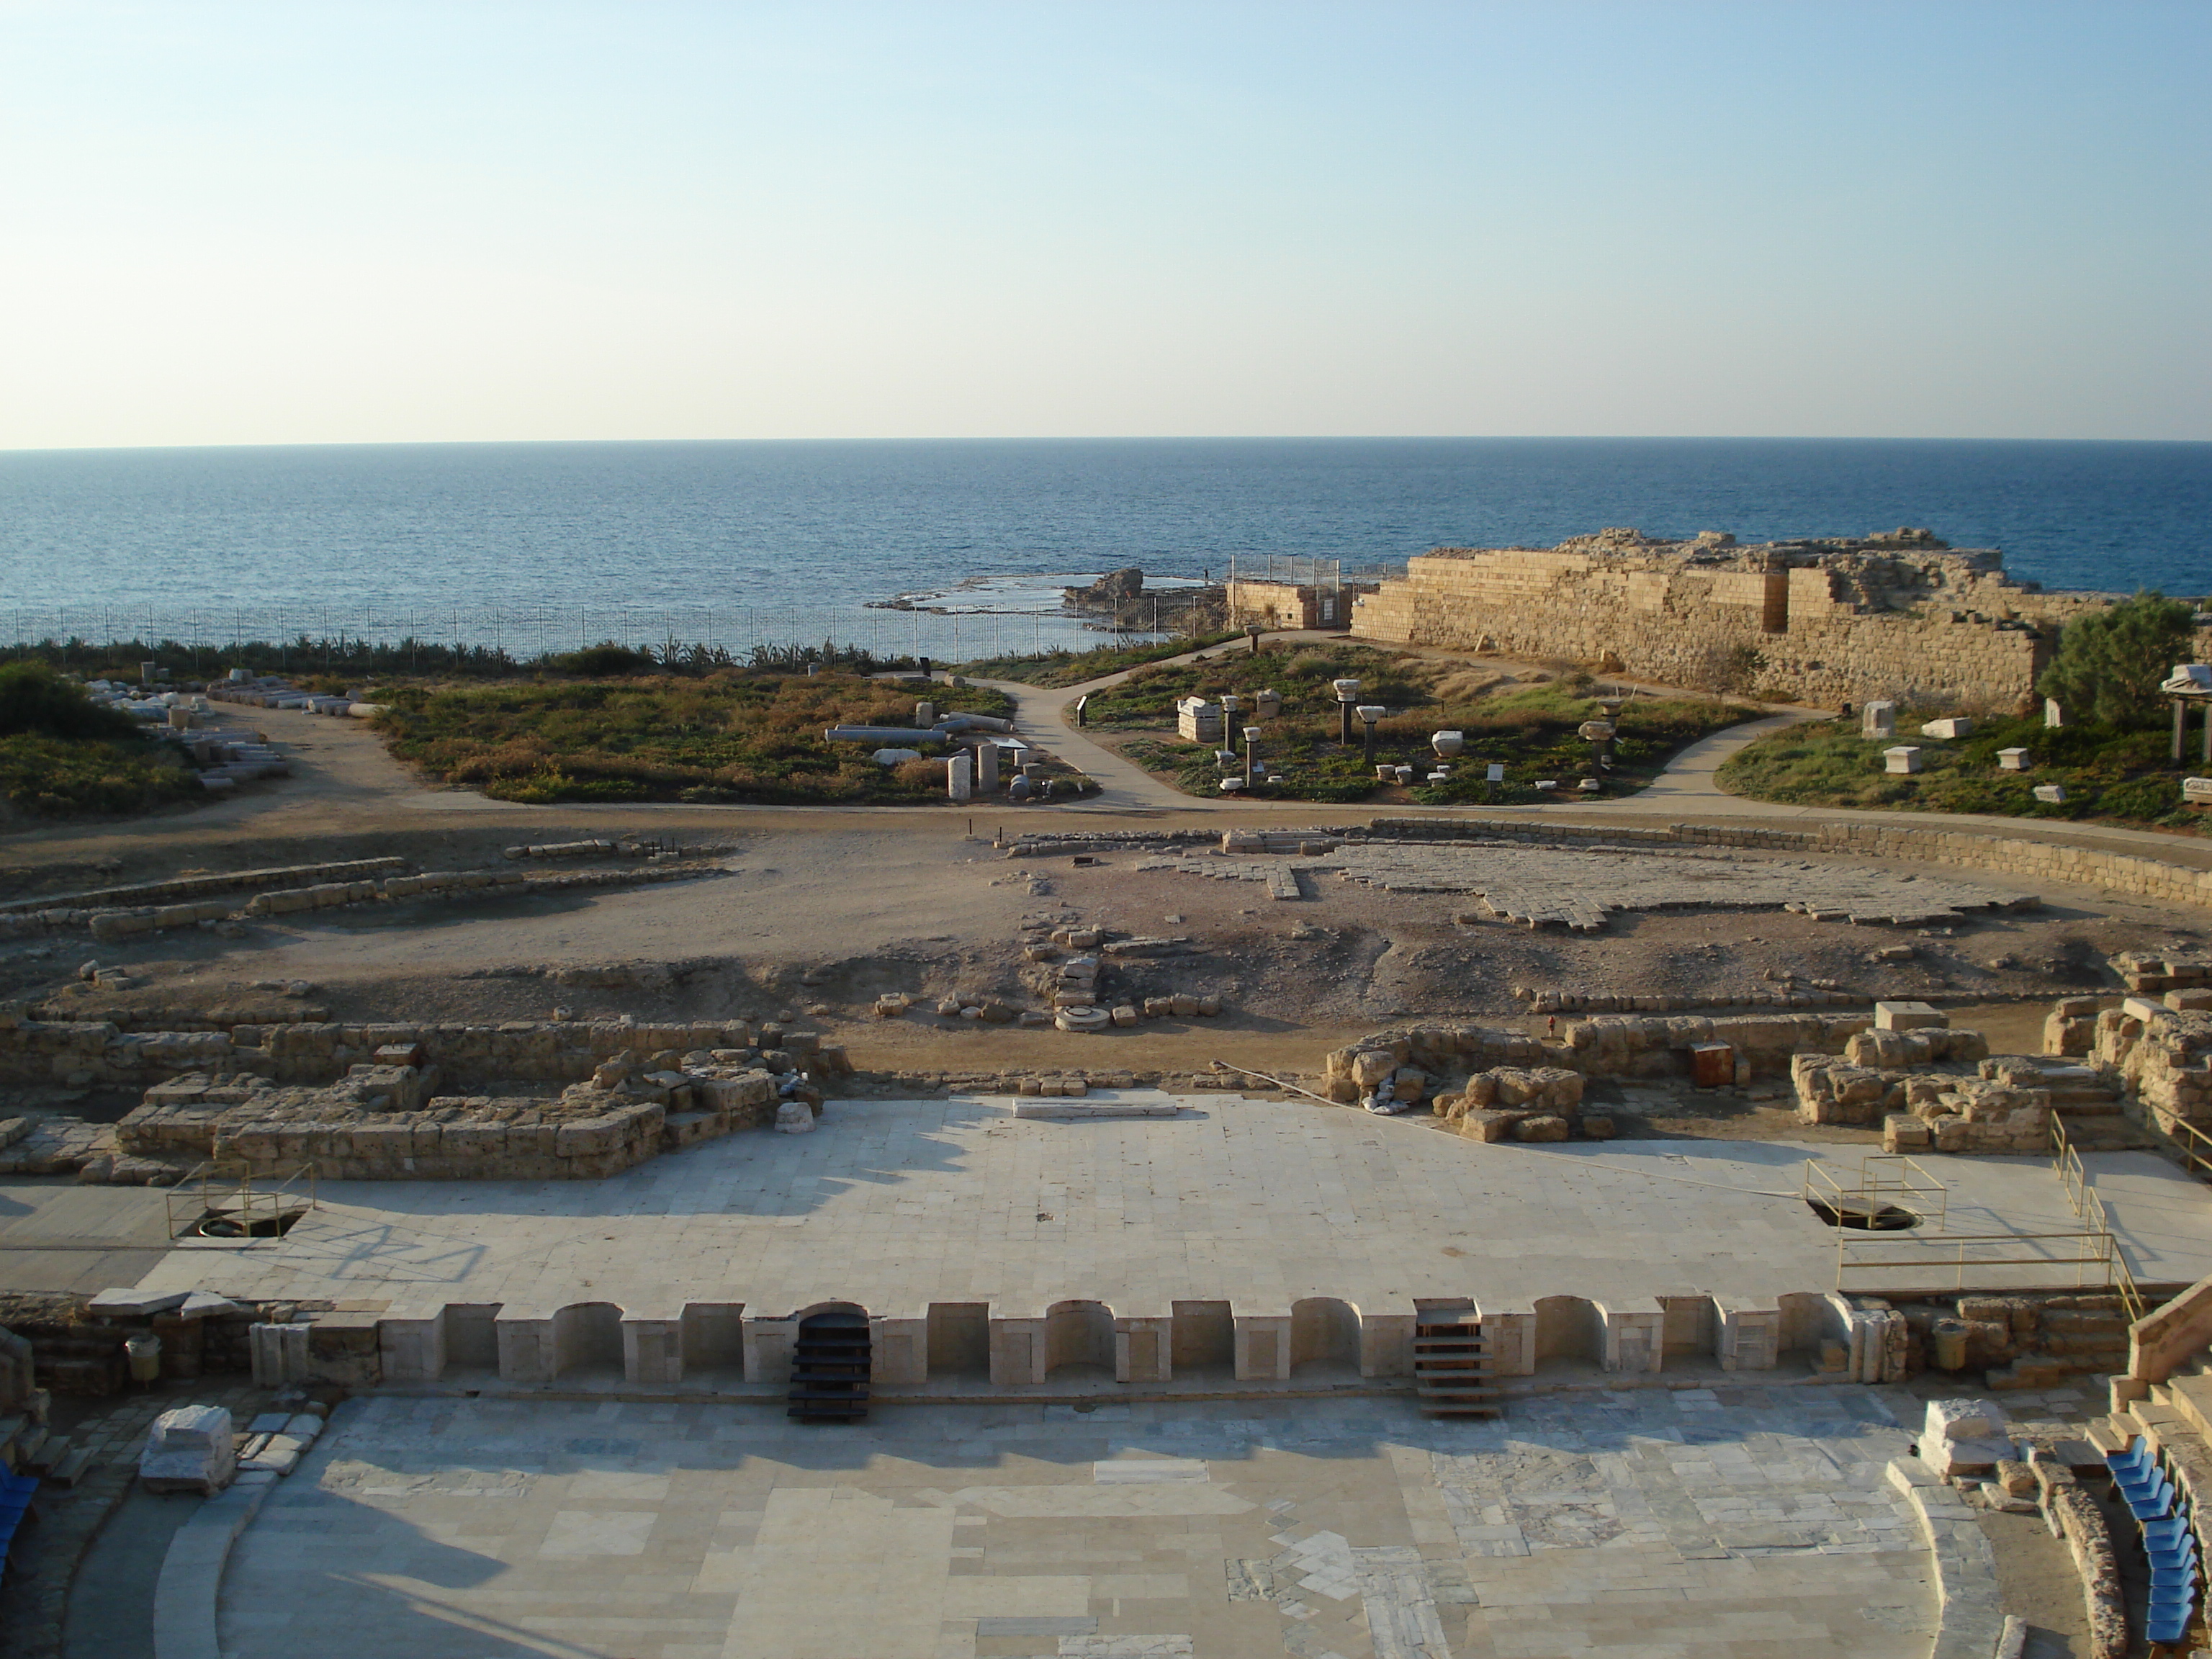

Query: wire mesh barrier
[[0, 602, 1179, 672]]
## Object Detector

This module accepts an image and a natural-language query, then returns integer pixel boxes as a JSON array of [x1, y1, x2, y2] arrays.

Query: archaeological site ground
[[2, 556, 2212, 1659]]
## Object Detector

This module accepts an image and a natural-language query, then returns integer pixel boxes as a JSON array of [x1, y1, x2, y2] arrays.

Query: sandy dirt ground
[[4, 691, 2207, 1146]]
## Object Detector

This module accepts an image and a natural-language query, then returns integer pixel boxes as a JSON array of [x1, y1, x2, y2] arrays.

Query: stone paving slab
[[1141, 842, 2030, 929], [119, 1099, 2212, 1324], [217, 1388, 1943, 1658]]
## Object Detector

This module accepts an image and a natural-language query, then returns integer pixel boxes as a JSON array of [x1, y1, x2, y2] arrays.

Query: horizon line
[[4, 433, 2211, 459]]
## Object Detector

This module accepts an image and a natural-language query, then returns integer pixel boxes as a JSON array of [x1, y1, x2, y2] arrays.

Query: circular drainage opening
[[1806, 1196, 1920, 1231], [189, 1205, 309, 1240]]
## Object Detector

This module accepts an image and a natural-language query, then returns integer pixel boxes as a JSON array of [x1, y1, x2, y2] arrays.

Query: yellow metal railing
[[1837, 1226, 2135, 1298], [1804, 1152, 1949, 1233], [2049, 1112, 2146, 1323], [1810, 1136, 2145, 1320], [165, 1159, 318, 1243], [2166, 1112, 2212, 1186]]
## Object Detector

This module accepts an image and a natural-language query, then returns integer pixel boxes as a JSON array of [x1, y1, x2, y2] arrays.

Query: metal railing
[[164, 1159, 318, 1244], [1804, 1152, 1950, 1233], [1837, 1226, 2139, 1298], [1811, 1142, 2144, 1317], [2167, 1112, 2212, 1187], [2050, 1112, 2147, 1323]]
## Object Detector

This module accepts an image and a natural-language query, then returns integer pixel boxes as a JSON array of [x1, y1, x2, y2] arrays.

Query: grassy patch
[[1714, 714, 2207, 832], [0, 734, 198, 818], [954, 634, 1240, 688], [1115, 665, 1754, 805], [375, 672, 1019, 806], [1076, 643, 1436, 729]]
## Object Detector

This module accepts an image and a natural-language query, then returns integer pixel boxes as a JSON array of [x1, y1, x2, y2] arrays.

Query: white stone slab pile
[[139, 1403, 237, 1495], [235, 1410, 325, 1475], [1917, 1397, 2015, 1480]]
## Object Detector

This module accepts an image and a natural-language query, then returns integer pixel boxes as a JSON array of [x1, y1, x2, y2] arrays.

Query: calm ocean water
[[2, 438, 2206, 654]]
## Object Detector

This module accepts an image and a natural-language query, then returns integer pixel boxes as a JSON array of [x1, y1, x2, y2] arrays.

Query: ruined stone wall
[[0, 1013, 796, 1089], [2092, 999, 2212, 1130], [1225, 580, 1372, 631], [1346, 532, 2142, 710]]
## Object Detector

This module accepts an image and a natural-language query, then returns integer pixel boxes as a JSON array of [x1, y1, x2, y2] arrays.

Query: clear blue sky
[[2, 1, 2205, 446]]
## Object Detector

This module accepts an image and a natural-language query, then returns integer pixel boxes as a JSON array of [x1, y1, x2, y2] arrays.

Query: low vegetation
[[953, 633, 1239, 688], [373, 670, 1019, 806], [0, 660, 196, 817], [1094, 643, 1754, 804], [1716, 714, 2206, 832]]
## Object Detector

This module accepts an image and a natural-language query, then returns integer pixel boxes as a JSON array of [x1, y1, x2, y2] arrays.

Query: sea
[[1, 437, 2206, 658]]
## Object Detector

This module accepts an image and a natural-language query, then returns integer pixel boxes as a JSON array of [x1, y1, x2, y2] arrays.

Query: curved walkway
[[968, 634, 2212, 875]]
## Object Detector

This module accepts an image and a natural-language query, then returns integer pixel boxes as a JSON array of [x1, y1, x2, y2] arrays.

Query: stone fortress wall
[[1350, 524, 2210, 711]]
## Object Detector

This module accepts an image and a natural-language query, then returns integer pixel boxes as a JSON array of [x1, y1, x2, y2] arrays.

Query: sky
[[1, 1, 2206, 448]]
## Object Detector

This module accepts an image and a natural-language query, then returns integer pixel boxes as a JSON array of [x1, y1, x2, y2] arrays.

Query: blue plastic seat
[[2131, 1483, 2179, 1521], [2110, 1438, 2154, 1473], [2120, 1460, 2168, 1496], [2149, 1608, 2192, 1647]]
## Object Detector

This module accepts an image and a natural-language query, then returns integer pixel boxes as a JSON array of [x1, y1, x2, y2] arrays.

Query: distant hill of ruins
[[1349, 526, 2209, 711]]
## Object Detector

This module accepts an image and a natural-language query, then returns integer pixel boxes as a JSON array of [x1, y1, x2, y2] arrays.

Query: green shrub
[[0, 660, 140, 741], [377, 670, 1015, 806], [2037, 591, 2198, 727], [956, 633, 1241, 688], [1715, 711, 2205, 832], [0, 734, 195, 817]]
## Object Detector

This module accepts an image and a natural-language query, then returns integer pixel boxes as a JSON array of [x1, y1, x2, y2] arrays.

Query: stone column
[[989, 1316, 1048, 1385], [1115, 1315, 1173, 1383], [1233, 1314, 1293, 1380], [946, 751, 972, 802], [974, 742, 1000, 792]]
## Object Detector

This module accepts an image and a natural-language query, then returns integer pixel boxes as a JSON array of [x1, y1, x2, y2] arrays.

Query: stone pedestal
[[495, 1310, 564, 1383], [377, 1316, 446, 1382], [741, 1316, 797, 1384], [1233, 1315, 1293, 1380], [989, 1316, 1047, 1385], [1115, 1316, 1173, 1382], [1883, 746, 1923, 774], [1480, 1310, 1537, 1376], [1861, 700, 1897, 739], [1601, 1305, 1664, 1373], [1717, 1305, 1781, 1371], [871, 1316, 928, 1385], [621, 1316, 685, 1385], [1358, 1310, 1415, 1377]]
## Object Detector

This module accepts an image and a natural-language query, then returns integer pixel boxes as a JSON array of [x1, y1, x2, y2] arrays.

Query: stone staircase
[[1411, 1312, 1499, 1419], [2092, 1352, 2212, 1525], [2003, 1057, 2151, 1151]]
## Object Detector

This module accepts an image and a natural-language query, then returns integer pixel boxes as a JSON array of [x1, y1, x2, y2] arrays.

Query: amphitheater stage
[[92, 1094, 2211, 1390]]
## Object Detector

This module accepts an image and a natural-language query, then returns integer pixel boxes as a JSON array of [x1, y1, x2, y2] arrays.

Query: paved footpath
[[222, 1385, 1943, 1659]]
